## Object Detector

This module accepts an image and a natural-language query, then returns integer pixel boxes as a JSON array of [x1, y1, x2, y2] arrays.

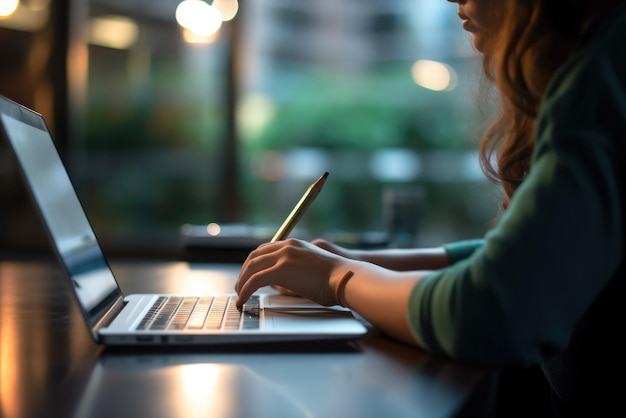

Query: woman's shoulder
[[579, 5, 626, 63], [536, 6, 626, 154], [564, 5, 626, 79], [542, 6, 626, 115]]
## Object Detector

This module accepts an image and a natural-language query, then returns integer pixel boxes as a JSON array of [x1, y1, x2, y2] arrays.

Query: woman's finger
[[237, 265, 286, 305], [236, 246, 280, 293]]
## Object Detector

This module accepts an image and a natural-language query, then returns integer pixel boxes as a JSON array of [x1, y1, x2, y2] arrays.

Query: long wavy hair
[[478, 0, 623, 210]]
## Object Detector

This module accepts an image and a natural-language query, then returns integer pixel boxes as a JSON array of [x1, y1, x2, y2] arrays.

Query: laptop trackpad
[[265, 295, 355, 329]]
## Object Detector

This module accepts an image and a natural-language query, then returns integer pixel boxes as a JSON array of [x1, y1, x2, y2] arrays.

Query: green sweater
[[408, 5, 626, 413]]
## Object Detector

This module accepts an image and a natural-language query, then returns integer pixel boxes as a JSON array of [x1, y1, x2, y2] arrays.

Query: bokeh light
[[0, 0, 19, 18], [176, 0, 222, 37], [411, 59, 458, 91]]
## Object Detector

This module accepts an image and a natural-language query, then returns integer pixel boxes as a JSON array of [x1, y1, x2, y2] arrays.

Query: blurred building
[[0, 0, 497, 258]]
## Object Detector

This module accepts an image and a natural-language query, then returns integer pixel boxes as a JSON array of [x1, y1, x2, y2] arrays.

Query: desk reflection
[[70, 342, 477, 418], [0, 261, 97, 418], [76, 352, 351, 418], [0, 260, 487, 418]]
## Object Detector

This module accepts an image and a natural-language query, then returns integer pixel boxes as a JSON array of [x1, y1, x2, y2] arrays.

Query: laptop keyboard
[[136, 295, 260, 331]]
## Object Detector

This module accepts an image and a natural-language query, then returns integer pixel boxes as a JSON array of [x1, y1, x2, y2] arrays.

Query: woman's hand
[[266, 238, 360, 297], [236, 238, 430, 347], [235, 238, 353, 307]]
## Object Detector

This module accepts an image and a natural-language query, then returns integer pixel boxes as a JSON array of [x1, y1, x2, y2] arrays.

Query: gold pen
[[271, 172, 329, 242], [237, 173, 329, 311]]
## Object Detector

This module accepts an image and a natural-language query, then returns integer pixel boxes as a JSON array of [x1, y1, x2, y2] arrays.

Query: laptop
[[0, 95, 367, 346]]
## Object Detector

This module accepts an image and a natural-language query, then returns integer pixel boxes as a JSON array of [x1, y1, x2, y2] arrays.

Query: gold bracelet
[[335, 270, 354, 308]]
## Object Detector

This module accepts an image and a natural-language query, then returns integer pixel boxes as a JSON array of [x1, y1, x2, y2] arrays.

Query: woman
[[236, 0, 626, 415]]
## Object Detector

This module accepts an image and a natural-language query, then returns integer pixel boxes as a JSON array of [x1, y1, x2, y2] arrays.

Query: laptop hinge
[[92, 296, 126, 335]]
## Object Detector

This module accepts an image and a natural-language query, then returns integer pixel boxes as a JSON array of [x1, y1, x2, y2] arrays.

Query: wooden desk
[[0, 260, 489, 418]]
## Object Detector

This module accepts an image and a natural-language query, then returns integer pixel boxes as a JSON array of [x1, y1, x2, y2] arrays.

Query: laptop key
[[186, 297, 213, 329], [241, 296, 260, 330], [150, 297, 183, 330], [136, 296, 167, 330], [168, 297, 198, 330], [205, 296, 228, 330], [224, 299, 242, 330]]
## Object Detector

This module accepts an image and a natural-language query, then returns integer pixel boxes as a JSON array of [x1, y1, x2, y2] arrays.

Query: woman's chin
[[472, 36, 486, 53]]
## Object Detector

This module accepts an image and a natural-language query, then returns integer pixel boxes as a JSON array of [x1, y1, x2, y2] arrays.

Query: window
[[0, 0, 498, 259]]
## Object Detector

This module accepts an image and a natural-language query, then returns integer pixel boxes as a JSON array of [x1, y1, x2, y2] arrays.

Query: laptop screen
[[0, 97, 121, 330]]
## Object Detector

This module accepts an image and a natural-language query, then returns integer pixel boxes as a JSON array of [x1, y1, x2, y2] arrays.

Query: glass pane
[[0, 0, 54, 255], [237, 0, 498, 248], [76, 0, 233, 255], [1, 0, 499, 258]]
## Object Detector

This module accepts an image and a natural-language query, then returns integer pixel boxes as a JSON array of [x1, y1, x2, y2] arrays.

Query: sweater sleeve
[[443, 240, 485, 263], [407, 25, 626, 366]]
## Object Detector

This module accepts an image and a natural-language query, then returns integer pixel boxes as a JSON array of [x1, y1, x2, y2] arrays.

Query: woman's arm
[[333, 262, 433, 346], [235, 238, 431, 347], [311, 239, 453, 271]]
